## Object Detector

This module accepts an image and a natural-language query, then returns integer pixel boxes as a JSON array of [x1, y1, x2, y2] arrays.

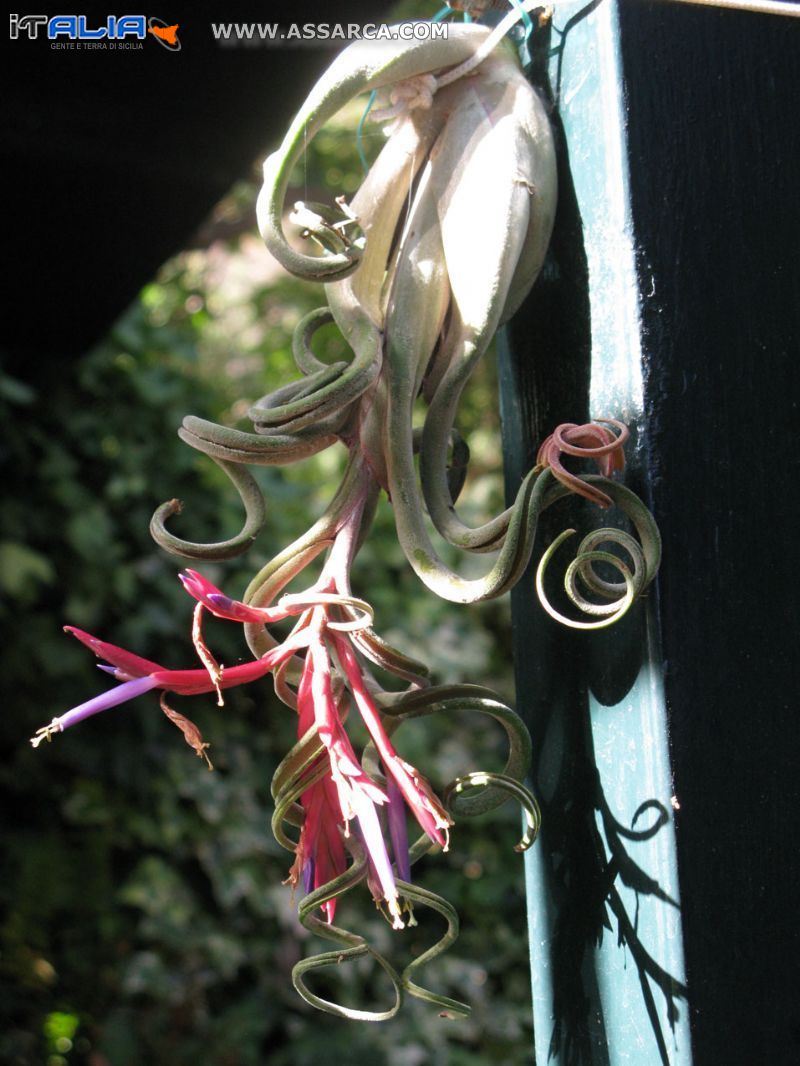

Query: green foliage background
[[0, 91, 533, 1066]]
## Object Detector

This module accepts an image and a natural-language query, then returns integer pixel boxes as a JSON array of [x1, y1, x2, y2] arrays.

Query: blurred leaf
[[0, 371, 36, 404], [0, 541, 55, 598]]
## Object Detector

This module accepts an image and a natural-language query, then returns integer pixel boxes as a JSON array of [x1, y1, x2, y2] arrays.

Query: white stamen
[[30, 718, 63, 747]]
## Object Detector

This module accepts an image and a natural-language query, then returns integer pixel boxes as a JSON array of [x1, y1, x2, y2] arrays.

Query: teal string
[[356, 2, 539, 174], [508, 0, 534, 41], [356, 90, 377, 175]]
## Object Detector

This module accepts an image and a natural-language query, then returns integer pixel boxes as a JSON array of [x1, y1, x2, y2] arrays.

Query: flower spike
[[332, 632, 453, 850], [30, 626, 304, 748]]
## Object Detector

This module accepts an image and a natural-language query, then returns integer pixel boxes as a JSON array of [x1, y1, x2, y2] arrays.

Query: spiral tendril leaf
[[150, 458, 267, 560], [569, 526, 646, 607], [443, 771, 542, 852], [395, 878, 471, 1019], [292, 840, 406, 1022], [536, 528, 644, 630]]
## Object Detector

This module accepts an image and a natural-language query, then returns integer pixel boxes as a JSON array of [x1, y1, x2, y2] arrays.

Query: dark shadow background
[[4, 2, 383, 366], [619, 4, 800, 1063]]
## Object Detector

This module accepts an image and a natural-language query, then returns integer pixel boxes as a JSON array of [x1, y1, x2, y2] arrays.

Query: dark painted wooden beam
[[619, 4, 800, 1064], [500, 2, 799, 1063]]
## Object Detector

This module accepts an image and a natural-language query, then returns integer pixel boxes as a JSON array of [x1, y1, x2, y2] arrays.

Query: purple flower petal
[[208, 592, 235, 611], [386, 774, 411, 883], [57, 675, 159, 732], [351, 789, 402, 926], [302, 857, 315, 896]]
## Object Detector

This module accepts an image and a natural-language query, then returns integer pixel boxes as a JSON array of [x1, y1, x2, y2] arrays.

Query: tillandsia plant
[[31, 2, 661, 1021]]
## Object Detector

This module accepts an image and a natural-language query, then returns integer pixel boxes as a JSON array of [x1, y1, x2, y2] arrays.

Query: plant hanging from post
[[31, 3, 661, 1020]]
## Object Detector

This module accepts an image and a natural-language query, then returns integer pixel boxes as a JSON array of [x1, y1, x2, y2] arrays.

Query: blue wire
[[508, 0, 534, 42], [356, 90, 377, 175], [357, 4, 453, 174]]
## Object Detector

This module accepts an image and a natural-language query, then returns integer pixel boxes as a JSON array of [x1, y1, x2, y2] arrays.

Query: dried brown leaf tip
[[191, 601, 224, 706], [160, 692, 213, 770], [536, 418, 629, 508]]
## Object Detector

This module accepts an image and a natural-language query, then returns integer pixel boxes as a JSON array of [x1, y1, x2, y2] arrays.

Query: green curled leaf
[[396, 879, 470, 1019], [443, 771, 541, 852], [292, 941, 404, 1022], [247, 306, 382, 436], [292, 306, 336, 374], [567, 526, 646, 609], [256, 26, 492, 281], [150, 457, 266, 560], [293, 843, 404, 1022], [381, 684, 532, 818]]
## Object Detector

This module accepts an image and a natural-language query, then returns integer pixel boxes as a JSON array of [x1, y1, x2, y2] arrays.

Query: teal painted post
[[499, 2, 691, 1063]]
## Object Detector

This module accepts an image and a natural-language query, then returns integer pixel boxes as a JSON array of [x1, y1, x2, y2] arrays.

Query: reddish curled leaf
[[536, 418, 628, 508]]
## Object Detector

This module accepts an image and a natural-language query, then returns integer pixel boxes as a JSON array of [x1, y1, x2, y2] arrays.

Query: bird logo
[[147, 18, 181, 50]]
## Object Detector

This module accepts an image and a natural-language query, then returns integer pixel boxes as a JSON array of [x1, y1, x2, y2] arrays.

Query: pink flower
[[287, 615, 406, 927], [332, 633, 451, 852], [178, 569, 280, 624], [180, 570, 453, 927], [288, 769, 348, 925], [34, 562, 453, 930], [29, 625, 302, 751]]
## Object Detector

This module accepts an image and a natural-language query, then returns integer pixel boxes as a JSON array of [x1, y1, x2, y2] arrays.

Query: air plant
[[31, 4, 660, 1020]]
